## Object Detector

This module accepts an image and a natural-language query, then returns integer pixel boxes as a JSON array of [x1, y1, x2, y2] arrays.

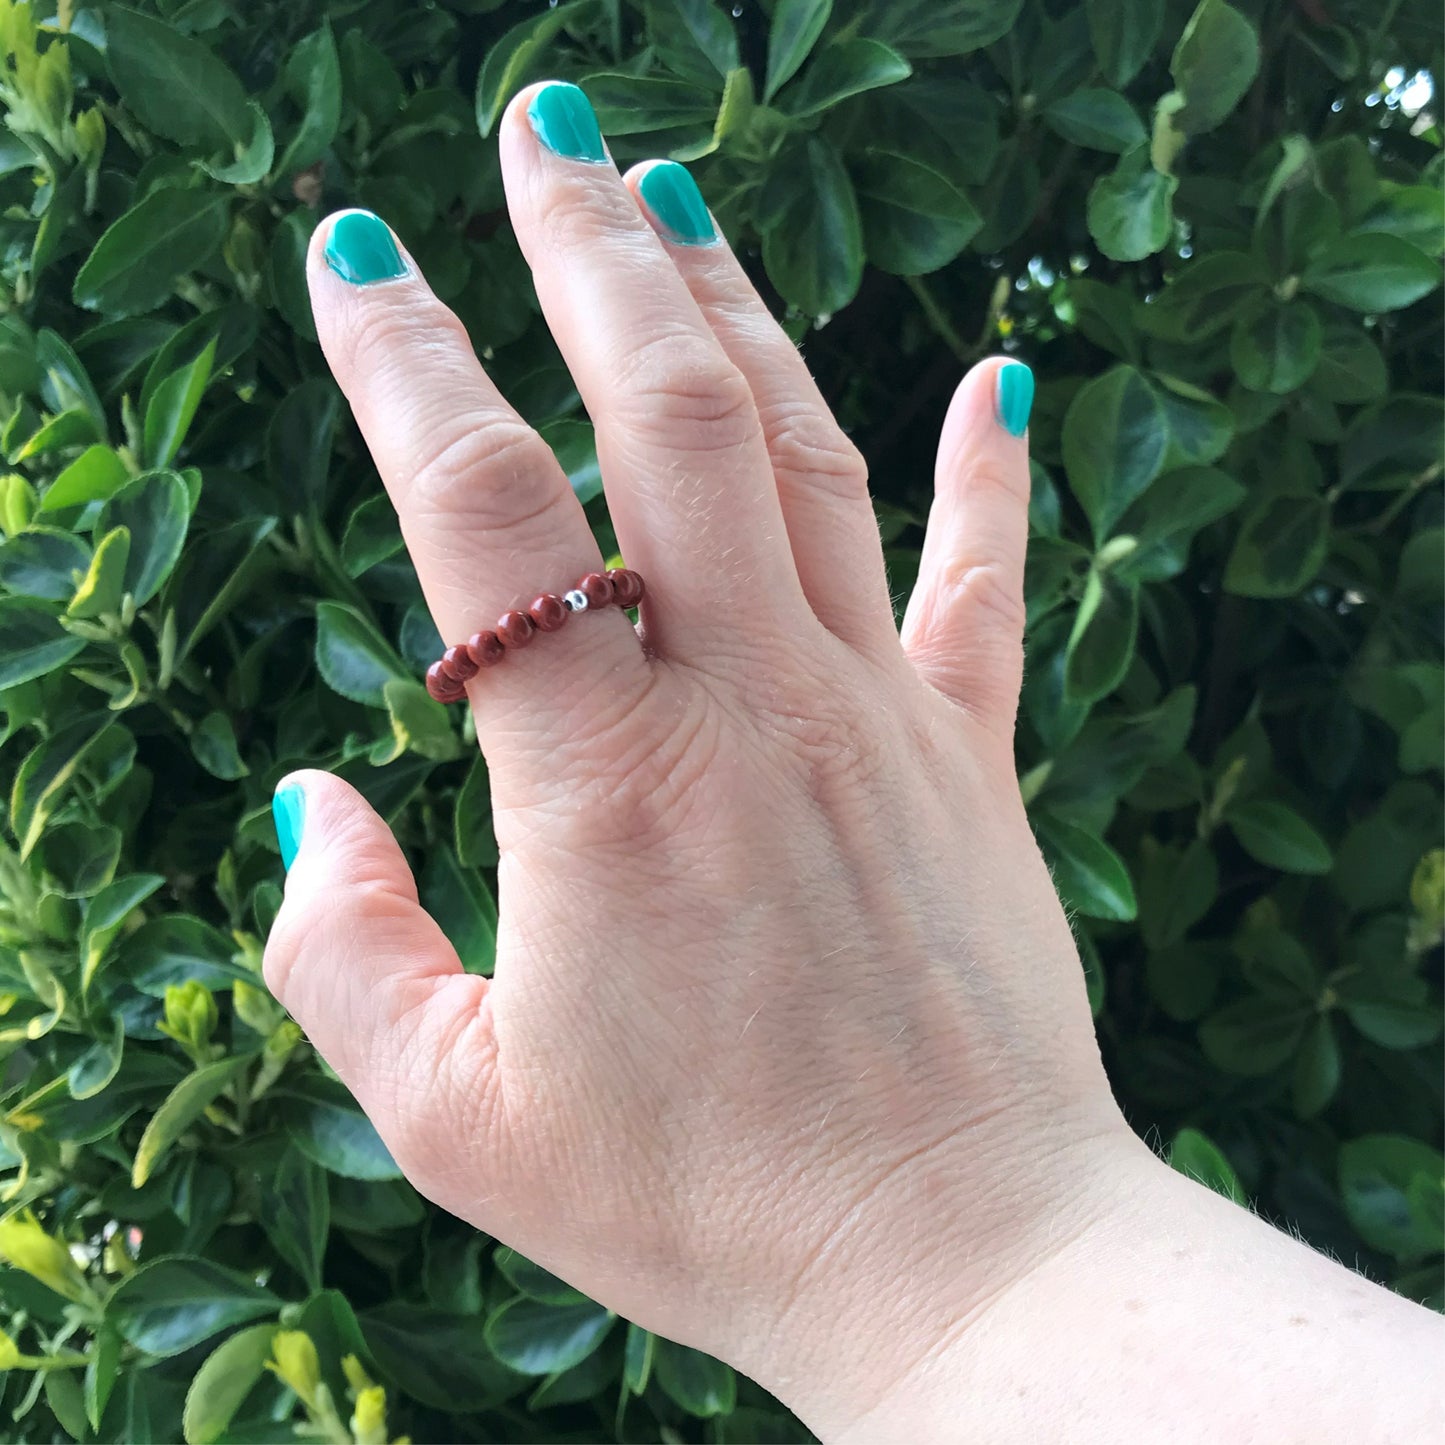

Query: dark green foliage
[[0, 0, 1440, 1440]]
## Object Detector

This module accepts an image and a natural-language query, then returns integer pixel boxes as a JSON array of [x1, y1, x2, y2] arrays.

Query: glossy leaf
[[110, 1257, 279, 1358]]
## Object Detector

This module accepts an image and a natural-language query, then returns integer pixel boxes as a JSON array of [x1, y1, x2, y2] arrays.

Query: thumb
[[900, 358, 1033, 744], [262, 769, 500, 1181]]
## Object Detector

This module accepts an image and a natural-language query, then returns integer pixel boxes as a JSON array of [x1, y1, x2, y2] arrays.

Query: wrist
[[727, 1107, 1148, 1441]]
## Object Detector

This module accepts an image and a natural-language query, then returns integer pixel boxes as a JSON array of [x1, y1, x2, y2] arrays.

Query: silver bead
[[563, 588, 589, 612]]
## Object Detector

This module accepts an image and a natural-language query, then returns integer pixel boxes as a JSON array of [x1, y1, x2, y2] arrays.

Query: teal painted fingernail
[[273, 781, 305, 872], [638, 161, 717, 246], [324, 211, 407, 285], [996, 361, 1034, 437], [527, 81, 607, 164]]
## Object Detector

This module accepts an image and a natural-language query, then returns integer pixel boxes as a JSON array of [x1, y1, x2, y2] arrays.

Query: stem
[[904, 276, 971, 364]]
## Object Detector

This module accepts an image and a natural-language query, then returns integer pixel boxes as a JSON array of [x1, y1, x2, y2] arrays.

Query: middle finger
[[500, 83, 809, 657]]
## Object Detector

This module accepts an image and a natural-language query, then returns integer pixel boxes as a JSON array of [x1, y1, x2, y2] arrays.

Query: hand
[[264, 83, 1441, 1442]]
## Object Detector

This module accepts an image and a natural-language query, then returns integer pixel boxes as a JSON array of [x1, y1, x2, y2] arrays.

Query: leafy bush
[[0, 0, 1440, 1439]]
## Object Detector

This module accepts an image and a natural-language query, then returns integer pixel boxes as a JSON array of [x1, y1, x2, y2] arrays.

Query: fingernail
[[527, 81, 607, 164], [996, 361, 1034, 437], [638, 161, 718, 246], [323, 211, 407, 286], [273, 781, 305, 871]]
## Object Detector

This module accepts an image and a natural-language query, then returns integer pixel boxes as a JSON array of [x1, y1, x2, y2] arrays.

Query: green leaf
[[1354, 185, 1445, 257], [40, 446, 131, 511], [652, 1338, 737, 1418], [1116, 466, 1247, 583], [340, 495, 404, 577], [67, 527, 131, 620], [759, 137, 863, 317], [1087, 147, 1178, 262], [276, 23, 342, 176], [0, 527, 91, 601], [1311, 323, 1388, 403], [1146, 940, 1226, 1021], [73, 188, 229, 317], [0, 599, 86, 690], [648, 0, 740, 85], [80, 874, 164, 995], [494, 1248, 587, 1306], [314, 600, 409, 707], [190, 711, 249, 781], [485, 1296, 615, 1375], [105, 9, 256, 156], [1291, 1015, 1341, 1117], [142, 337, 216, 470], [1064, 569, 1138, 705], [419, 843, 498, 976], [764, 0, 833, 102], [1199, 998, 1308, 1075], [133, 1055, 250, 1188], [182, 1322, 276, 1445], [1224, 494, 1331, 598], [1086, 0, 1163, 87], [258, 1151, 328, 1294], [1045, 88, 1146, 154], [1169, 1127, 1245, 1203], [1230, 299, 1322, 394], [282, 1078, 402, 1180], [1138, 252, 1270, 342], [1170, 0, 1260, 135], [110, 1256, 278, 1358], [114, 916, 252, 995], [867, 0, 1023, 59], [1301, 233, 1441, 312], [1061, 364, 1169, 541], [580, 73, 716, 135], [375, 678, 459, 764], [779, 38, 910, 118], [1336, 973, 1442, 1050], [266, 376, 340, 512], [475, 2, 591, 138], [624, 1323, 655, 1394], [98, 470, 191, 606], [1338, 1135, 1445, 1261], [852, 152, 981, 275], [202, 101, 274, 185], [360, 1303, 525, 1410], [1226, 799, 1332, 874], [68, 1020, 125, 1101], [1035, 814, 1138, 921]]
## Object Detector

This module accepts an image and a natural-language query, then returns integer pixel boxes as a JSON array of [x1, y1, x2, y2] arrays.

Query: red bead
[[496, 609, 536, 648], [467, 630, 505, 667], [529, 592, 569, 632], [608, 568, 644, 607], [425, 661, 464, 702], [578, 571, 614, 608], [442, 644, 478, 682]]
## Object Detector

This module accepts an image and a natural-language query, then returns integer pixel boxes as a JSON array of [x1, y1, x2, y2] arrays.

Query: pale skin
[[263, 82, 1445, 1442]]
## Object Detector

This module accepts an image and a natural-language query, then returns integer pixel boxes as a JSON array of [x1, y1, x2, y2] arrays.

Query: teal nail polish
[[638, 161, 717, 246], [996, 361, 1034, 437], [527, 81, 607, 164], [273, 782, 305, 871], [324, 211, 407, 285]]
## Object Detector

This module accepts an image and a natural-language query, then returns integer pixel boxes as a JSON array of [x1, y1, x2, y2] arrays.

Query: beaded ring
[[424, 566, 646, 703]]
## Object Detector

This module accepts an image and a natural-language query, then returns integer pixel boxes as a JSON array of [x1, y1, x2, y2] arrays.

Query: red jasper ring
[[424, 566, 645, 703]]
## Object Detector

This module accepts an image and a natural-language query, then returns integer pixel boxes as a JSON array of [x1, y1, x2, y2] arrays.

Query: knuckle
[[407, 417, 562, 534], [534, 175, 647, 254], [341, 293, 472, 384], [942, 559, 1027, 638], [611, 330, 760, 449], [967, 455, 1031, 507], [762, 402, 869, 499]]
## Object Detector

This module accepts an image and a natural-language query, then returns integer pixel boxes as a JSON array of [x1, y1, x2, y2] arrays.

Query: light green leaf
[[1169, 1127, 1246, 1203], [182, 1322, 276, 1445], [1226, 799, 1332, 874], [283, 1078, 401, 1180], [66, 526, 130, 620], [133, 1055, 250, 1187], [1087, 146, 1178, 261], [142, 337, 216, 470], [759, 137, 863, 317], [1036, 813, 1138, 921], [475, 2, 592, 138], [40, 445, 130, 511], [98, 470, 192, 606], [1063, 568, 1138, 705], [276, 23, 342, 176]]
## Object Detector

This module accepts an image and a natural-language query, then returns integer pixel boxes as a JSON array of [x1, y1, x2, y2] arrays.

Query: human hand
[[263, 80, 1150, 1433]]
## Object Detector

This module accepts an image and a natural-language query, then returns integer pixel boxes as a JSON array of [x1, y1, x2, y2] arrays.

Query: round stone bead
[[563, 589, 589, 612], [528, 592, 569, 632], [441, 644, 478, 682], [608, 568, 645, 607], [466, 630, 506, 667], [578, 571, 614, 608], [426, 661, 465, 703], [496, 609, 536, 648]]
